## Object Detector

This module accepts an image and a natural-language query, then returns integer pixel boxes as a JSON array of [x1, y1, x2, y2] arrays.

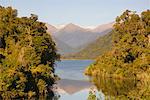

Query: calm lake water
[[55, 60, 104, 100], [54, 60, 150, 100], [55, 60, 93, 80]]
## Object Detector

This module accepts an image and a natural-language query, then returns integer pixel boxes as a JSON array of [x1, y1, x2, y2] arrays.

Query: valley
[[46, 22, 113, 59]]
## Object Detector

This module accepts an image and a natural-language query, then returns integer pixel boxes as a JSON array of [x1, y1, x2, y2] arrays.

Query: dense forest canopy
[[0, 6, 60, 99], [85, 10, 150, 79]]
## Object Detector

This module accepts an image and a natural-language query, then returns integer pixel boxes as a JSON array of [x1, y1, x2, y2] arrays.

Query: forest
[[0, 6, 60, 99], [85, 10, 150, 79], [85, 10, 150, 99]]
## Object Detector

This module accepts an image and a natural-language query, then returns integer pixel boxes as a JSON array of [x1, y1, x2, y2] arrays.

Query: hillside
[[53, 37, 77, 54], [63, 32, 113, 59], [46, 23, 113, 55], [46, 24, 80, 54]]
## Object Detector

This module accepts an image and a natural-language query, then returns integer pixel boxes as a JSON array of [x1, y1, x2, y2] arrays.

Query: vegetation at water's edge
[[88, 76, 150, 100], [0, 6, 60, 99], [85, 10, 150, 79]]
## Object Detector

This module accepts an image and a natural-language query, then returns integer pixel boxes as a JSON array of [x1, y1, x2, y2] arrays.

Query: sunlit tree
[[0, 6, 60, 99], [85, 10, 150, 79]]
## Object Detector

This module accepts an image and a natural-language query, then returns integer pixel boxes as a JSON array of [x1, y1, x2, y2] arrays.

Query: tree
[[85, 10, 150, 79], [0, 6, 60, 99], [85, 10, 150, 100]]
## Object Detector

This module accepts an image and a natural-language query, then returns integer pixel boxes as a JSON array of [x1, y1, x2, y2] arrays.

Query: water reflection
[[54, 60, 98, 100], [55, 60, 150, 100], [56, 79, 92, 94], [55, 79, 100, 100], [89, 76, 150, 99]]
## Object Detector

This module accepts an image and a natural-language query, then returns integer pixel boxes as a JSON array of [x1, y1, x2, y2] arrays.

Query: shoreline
[[60, 58, 94, 60]]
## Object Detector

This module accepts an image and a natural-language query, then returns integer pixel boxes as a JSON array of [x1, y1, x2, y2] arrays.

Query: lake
[[54, 60, 150, 100], [55, 60, 104, 100], [55, 60, 93, 80]]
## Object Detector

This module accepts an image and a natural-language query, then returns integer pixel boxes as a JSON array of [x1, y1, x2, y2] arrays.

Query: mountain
[[53, 37, 77, 54], [46, 23, 58, 33], [56, 23, 84, 34], [46, 22, 113, 55], [63, 32, 113, 59], [46, 24, 77, 54], [92, 22, 113, 33], [55, 23, 98, 48]]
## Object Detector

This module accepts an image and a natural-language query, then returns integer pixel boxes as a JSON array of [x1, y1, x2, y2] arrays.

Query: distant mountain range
[[46, 22, 114, 55], [63, 32, 113, 59]]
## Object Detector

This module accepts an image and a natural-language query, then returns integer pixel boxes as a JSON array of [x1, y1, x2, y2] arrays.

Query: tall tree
[[0, 6, 60, 99]]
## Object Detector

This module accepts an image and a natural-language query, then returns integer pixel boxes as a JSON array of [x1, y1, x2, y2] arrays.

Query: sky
[[0, 0, 149, 27]]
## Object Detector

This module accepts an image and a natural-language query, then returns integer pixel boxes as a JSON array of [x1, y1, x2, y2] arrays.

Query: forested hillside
[[0, 6, 60, 99], [64, 32, 113, 59], [85, 10, 150, 79]]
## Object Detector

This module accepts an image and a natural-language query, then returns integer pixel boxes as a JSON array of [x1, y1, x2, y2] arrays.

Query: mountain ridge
[[46, 22, 114, 55], [63, 32, 113, 59]]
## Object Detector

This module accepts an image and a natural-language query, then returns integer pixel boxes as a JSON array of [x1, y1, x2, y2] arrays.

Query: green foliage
[[87, 91, 97, 100], [85, 10, 150, 79], [0, 6, 60, 99], [90, 76, 150, 100]]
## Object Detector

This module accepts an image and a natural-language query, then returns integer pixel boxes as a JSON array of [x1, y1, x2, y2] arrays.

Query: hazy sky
[[0, 0, 149, 27]]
